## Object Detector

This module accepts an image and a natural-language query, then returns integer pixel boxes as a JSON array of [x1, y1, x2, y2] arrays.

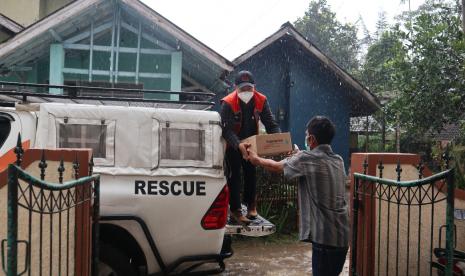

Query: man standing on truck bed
[[220, 70, 281, 224]]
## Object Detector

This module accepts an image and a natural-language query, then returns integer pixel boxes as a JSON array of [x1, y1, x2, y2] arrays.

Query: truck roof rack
[[0, 81, 216, 110]]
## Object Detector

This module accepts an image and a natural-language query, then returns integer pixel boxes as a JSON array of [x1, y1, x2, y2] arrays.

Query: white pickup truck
[[0, 99, 275, 275]]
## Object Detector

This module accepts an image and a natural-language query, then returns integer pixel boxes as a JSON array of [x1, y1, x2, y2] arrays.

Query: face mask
[[238, 91, 253, 103], [305, 137, 310, 151]]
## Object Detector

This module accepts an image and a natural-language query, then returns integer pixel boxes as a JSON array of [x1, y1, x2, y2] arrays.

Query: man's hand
[[247, 148, 260, 166], [238, 142, 250, 160], [285, 144, 300, 156]]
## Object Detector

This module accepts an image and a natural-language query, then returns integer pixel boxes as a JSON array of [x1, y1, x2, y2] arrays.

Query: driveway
[[222, 238, 350, 275]]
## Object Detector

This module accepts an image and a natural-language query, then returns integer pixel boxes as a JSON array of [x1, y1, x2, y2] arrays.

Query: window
[[56, 118, 115, 166], [0, 113, 12, 149], [153, 119, 215, 169], [161, 128, 205, 161], [58, 124, 107, 158]]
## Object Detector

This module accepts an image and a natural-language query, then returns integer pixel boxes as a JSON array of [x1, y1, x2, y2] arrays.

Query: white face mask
[[238, 91, 253, 103]]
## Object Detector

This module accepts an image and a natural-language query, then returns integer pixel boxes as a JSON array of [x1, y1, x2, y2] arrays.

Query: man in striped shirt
[[247, 116, 349, 276]]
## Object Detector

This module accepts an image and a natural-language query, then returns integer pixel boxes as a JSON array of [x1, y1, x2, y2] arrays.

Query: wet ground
[[222, 237, 349, 275]]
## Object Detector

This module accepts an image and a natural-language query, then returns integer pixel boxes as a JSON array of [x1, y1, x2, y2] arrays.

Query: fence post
[[6, 165, 18, 276], [92, 177, 100, 276], [7, 134, 22, 276], [445, 169, 455, 275], [351, 177, 360, 276]]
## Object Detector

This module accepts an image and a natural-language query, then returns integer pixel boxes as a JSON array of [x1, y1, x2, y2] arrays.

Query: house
[[0, 1, 381, 166], [228, 22, 380, 167], [431, 124, 463, 148], [0, 0, 233, 106]]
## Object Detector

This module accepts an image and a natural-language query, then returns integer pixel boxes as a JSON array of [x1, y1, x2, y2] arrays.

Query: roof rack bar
[[0, 91, 215, 106], [0, 81, 215, 97], [0, 102, 16, 107]]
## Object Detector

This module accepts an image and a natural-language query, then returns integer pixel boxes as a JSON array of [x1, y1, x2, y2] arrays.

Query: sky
[[141, 0, 425, 60]]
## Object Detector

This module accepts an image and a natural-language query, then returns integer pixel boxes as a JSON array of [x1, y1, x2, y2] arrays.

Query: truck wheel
[[98, 243, 138, 276]]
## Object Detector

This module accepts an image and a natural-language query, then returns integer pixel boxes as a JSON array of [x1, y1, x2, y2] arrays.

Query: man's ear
[[308, 135, 315, 149]]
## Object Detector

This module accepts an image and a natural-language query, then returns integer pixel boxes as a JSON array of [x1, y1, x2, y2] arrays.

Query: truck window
[[58, 124, 107, 158], [161, 128, 205, 161], [0, 115, 11, 149], [56, 118, 115, 166]]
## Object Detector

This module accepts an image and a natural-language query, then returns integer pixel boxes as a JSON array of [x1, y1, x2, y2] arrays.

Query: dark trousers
[[311, 242, 348, 276], [225, 147, 256, 211]]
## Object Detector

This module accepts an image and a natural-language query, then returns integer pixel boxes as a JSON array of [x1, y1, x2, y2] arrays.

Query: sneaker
[[230, 209, 251, 225]]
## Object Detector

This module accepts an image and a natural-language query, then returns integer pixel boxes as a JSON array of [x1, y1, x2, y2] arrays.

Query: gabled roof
[[0, 13, 24, 34], [234, 22, 381, 116], [0, 0, 233, 91]]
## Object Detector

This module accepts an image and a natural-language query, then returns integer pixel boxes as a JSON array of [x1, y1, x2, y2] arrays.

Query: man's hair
[[306, 116, 336, 145]]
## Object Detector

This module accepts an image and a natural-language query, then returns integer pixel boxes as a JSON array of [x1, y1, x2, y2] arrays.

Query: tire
[[98, 243, 138, 276]]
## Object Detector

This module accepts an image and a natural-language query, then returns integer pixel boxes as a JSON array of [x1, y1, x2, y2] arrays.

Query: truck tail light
[[201, 185, 229, 230]]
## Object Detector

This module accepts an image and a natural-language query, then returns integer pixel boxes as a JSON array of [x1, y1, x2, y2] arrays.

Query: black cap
[[234, 70, 255, 89]]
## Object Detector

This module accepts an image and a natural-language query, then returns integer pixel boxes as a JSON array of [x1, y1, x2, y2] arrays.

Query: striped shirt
[[283, 144, 349, 247]]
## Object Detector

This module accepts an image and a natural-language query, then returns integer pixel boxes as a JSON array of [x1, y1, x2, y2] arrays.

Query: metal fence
[[255, 167, 298, 210], [351, 157, 456, 276], [1, 134, 100, 276]]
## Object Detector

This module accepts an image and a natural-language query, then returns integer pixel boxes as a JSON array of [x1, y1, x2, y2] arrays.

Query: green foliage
[[294, 0, 360, 73], [361, 0, 465, 136], [257, 201, 274, 220], [451, 144, 465, 190], [257, 200, 298, 234], [394, 1, 465, 134], [253, 167, 299, 234], [357, 133, 395, 152], [431, 143, 465, 190], [375, 11, 389, 39], [361, 29, 407, 94]]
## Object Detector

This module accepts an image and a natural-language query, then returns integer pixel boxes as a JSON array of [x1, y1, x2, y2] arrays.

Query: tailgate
[[226, 205, 276, 236]]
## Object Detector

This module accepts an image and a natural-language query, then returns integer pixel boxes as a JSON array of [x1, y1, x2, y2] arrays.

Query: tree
[[360, 28, 407, 95], [374, 11, 389, 39], [359, 25, 408, 151], [387, 1, 465, 135], [358, 0, 465, 152], [294, 0, 360, 73], [357, 16, 373, 65], [462, 0, 465, 32]]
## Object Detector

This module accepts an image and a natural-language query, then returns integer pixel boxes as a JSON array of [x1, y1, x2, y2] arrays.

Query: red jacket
[[220, 89, 267, 135]]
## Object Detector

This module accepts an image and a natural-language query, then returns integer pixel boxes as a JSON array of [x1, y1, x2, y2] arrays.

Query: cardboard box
[[242, 132, 292, 156]]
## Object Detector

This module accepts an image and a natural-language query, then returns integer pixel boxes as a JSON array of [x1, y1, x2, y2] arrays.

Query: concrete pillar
[[49, 43, 64, 94], [170, 51, 182, 101]]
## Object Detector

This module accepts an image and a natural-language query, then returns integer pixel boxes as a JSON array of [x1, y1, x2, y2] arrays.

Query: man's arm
[[220, 103, 240, 148], [247, 147, 285, 173], [260, 100, 281, 134], [220, 103, 249, 159], [248, 146, 304, 180]]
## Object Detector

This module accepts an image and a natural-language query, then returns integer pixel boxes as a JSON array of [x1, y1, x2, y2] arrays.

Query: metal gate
[[351, 157, 456, 276], [1, 135, 100, 276]]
